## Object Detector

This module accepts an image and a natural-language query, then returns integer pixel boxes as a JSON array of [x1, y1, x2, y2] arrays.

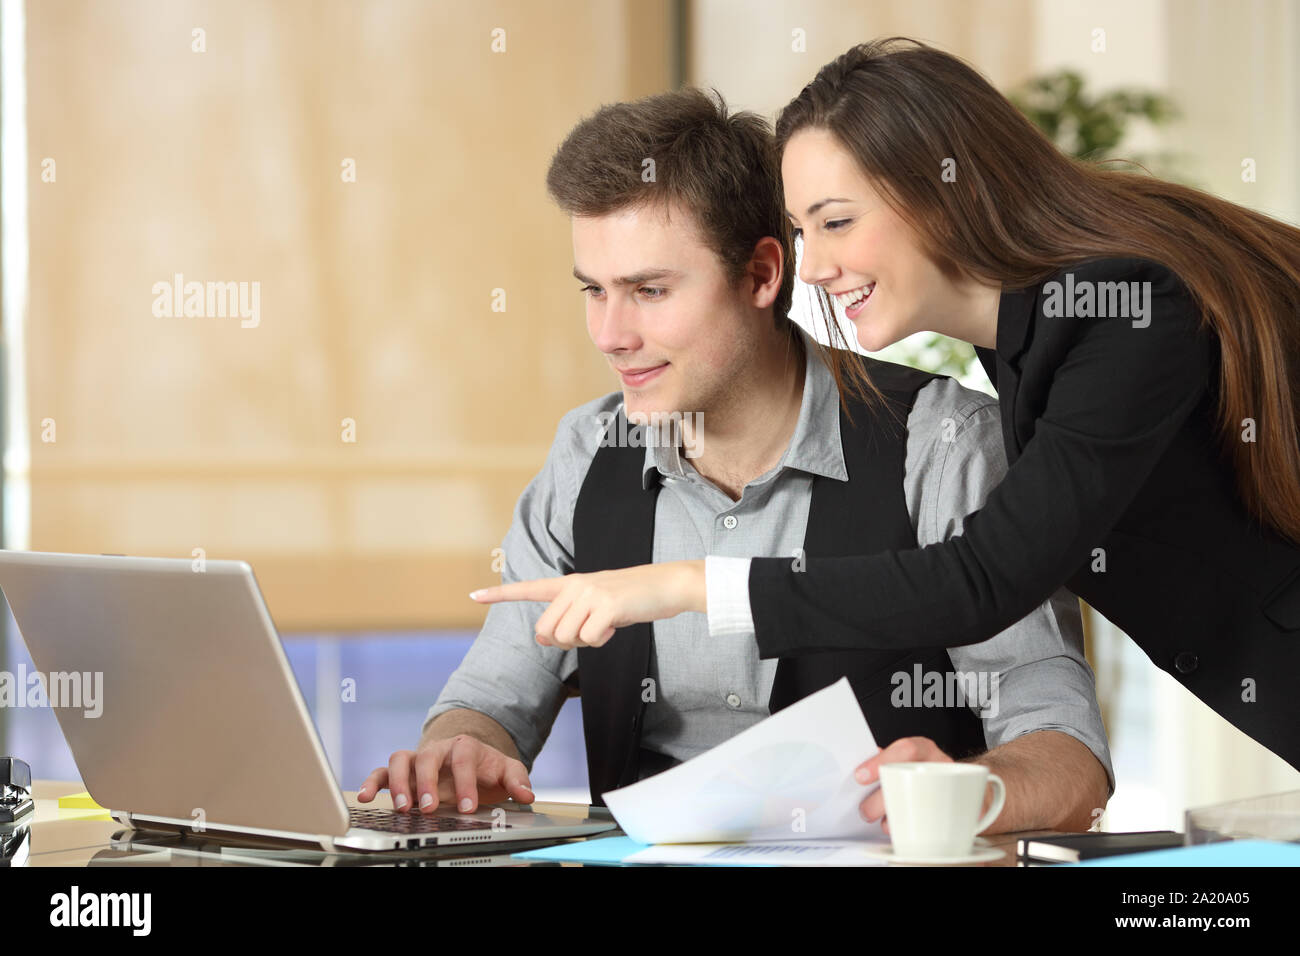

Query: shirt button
[[722, 515, 738, 530], [725, 693, 741, 709], [1174, 652, 1199, 674]]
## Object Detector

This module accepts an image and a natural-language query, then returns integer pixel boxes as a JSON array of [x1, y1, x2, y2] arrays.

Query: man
[[359, 87, 1112, 832]]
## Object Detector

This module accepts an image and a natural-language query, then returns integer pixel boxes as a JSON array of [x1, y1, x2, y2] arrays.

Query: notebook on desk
[[0, 550, 615, 852], [1019, 831, 1185, 863]]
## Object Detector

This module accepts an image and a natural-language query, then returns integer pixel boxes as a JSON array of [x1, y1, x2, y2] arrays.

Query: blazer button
[[1174, 652, 1199, 674]]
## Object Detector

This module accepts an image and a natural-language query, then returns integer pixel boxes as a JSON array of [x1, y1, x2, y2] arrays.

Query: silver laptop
[[0, 549, 615, 851]]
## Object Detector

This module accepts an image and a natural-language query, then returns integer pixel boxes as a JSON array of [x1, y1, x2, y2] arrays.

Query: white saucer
[[863, 837, 1006, 865]]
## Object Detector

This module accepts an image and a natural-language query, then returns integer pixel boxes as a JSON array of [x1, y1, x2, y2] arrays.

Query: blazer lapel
[[998, 286, 1036, 365], [990, 285, 1038, 458]]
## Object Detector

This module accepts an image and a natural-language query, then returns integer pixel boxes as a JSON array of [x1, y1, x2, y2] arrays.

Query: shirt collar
[[638, 323, 848, 489]]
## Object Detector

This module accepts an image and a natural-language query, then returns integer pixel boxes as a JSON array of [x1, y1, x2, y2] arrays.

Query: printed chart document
[[603, 677, 886, 844], [512, 834, 887, 866], [622, 839, 888, 866]]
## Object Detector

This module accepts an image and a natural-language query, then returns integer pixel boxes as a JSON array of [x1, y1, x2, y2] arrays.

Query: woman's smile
[[833, 282, 876, 319]]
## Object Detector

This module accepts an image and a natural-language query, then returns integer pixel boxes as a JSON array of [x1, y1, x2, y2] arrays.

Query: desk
[[7, 779, 1063, 867]]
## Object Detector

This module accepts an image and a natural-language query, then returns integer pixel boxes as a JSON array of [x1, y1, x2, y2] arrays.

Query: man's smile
[[616, 363, 669, 387]]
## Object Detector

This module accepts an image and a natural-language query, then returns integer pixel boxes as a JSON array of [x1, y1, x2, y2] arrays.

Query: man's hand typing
[[357, 732, 535, 814]]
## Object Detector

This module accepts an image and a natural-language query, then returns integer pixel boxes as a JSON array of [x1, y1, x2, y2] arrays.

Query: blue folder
[[512, 836, 653, 865], [516, 836, 1300, 867], [1074, 839, 1300, 866]]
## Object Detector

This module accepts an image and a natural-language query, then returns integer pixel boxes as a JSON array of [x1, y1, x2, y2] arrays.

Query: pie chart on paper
[[686, 740, 843, 835]]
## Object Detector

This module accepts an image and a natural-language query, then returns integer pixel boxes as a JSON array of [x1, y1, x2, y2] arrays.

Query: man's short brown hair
[[546, 86, 795, 330]]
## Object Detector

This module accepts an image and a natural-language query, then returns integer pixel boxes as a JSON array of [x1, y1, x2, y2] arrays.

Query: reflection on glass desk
[[14, 779, 1051, 867]]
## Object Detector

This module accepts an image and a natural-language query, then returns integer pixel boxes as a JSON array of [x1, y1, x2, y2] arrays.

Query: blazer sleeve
[[749, 259, 1215, 657]]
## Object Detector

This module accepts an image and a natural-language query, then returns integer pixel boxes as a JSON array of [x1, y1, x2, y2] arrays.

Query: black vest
[[571, 357, 987, 805]]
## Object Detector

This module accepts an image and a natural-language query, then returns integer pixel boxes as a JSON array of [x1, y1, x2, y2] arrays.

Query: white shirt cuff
[[705, 555, 755, 637]]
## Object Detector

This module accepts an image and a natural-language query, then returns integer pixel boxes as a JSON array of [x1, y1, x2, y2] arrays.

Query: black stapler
[[0, 758, 34, 824]]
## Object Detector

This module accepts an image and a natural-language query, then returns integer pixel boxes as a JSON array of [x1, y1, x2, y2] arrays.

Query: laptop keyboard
[[349, 807, 512, 834]]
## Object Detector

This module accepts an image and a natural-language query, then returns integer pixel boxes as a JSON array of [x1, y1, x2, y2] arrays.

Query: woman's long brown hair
[[776, 37, 1300, 544]]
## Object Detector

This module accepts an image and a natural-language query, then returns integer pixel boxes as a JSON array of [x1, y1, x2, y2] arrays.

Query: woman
[[473, 38, 1300, 770]]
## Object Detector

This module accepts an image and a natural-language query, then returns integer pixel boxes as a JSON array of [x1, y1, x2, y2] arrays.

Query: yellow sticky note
[[58, 791, 105, 810]]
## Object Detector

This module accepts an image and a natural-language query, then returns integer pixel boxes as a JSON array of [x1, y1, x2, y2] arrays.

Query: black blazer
[[749, 257, 1300, 769]]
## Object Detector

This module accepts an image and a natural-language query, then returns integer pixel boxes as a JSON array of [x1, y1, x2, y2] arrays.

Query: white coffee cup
[[877, 762, 1006, 859]]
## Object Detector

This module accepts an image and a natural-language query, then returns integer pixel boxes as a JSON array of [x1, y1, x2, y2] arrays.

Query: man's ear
[[745, 236, 785, 309]]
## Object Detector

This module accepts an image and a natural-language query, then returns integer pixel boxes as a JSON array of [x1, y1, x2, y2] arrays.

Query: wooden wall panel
[[24, 0, 676, 628]]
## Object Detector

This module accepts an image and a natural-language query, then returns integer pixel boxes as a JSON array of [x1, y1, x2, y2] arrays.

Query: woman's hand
[[469, 559, 707, 649]]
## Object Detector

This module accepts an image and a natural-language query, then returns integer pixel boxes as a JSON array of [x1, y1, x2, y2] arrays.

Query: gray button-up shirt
[[426, 325, 1115, 793]]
